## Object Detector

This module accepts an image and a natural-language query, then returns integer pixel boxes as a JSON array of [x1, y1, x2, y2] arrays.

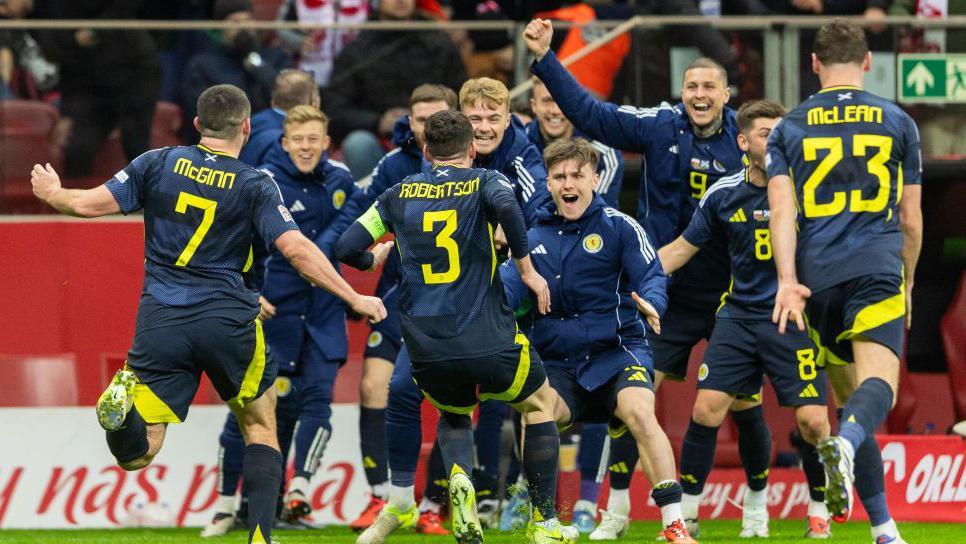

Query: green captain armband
[[359, 204, 389, 240]]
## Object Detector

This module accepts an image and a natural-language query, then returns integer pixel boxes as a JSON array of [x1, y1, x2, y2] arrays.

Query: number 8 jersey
[[105, 144, 298, 309], [766, 85, 922, 292], [364, 165, 521, 363]]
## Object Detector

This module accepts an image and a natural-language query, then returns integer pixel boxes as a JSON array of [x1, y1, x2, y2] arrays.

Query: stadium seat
[[941, 271, 966, 421], [0, 354, 78, 406], [0, 100, 62, 212]]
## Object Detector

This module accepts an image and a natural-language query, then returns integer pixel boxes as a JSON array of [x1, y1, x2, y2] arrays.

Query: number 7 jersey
[[766, 85, 922, 292], [368, 165, 520, 363], [105, 144, 299, 309]]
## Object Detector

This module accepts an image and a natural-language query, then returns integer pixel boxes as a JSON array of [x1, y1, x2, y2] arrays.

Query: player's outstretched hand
[[257, 295, 276, 321], [772, 281, 811, 334], [369, 241, 395, 272], [31, 163, 61, 202], [523, 19, 553, 60], [521, 270, 552, 315], [351, 294, 388, 324], [631, 292, 661, 335]]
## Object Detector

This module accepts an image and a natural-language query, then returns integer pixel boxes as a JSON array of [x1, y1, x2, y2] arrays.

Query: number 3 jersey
[[766, 86, 922, 292], [367, 166, 523, 362], [105, 144, 299, 309]]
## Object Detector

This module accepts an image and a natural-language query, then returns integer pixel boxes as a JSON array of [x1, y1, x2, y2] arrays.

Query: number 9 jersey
[[363, 165, 522, 363], [765, 86, 922, 293]]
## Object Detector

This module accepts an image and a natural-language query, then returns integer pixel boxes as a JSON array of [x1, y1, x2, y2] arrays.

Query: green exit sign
[[898, 54, 966, 104]]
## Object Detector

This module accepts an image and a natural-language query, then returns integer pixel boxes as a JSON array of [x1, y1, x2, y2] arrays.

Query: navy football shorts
[[652, 287, 720, 380], [698, 318, 827, 407], [546, 343, 654, 437], [362, 321, 402, 363], [126, 296, 277, 423], [410, 331, 546, 414], [806, 274, 906, 364]]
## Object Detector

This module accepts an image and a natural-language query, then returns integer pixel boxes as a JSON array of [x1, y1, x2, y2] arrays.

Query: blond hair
[[459, 77, 509, 111], [284, 105, 329, 135]]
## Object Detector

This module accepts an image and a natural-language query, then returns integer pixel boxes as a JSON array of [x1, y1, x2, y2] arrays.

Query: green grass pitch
[[0, 521, 960, 543]]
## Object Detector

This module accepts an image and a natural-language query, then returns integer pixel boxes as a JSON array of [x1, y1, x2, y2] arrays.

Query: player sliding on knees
[[30, 84, 387, 544], [658, 101, 833, 539], [500, 138, 697, 544], [337, 110, 577, 544]]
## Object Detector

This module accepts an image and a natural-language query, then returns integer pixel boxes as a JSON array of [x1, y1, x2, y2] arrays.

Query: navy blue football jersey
[[683, 169, 777, 320], [106, 144, 299, 308], [766, 86, 922, 292], [369, 165, 520, 362]]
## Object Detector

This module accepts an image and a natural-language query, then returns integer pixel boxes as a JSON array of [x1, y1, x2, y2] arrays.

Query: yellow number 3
[[174, 192, 217, 266], [422, 210, 460, 284]]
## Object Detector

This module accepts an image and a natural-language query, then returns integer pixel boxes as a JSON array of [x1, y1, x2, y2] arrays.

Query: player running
[[337, 110, 576, 544], [660, 100, 832, 538], [29, 84, 387, 544], [500, 138, 697, 544], [767, 20, 922, 544]]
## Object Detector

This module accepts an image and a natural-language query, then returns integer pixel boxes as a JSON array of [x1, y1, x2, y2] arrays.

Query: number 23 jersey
[[105, 144, 298, 309], [370, 166, 519, 362], [766, 86, 922, 292]]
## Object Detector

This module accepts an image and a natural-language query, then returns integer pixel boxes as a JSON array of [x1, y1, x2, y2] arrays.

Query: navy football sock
[[359, 407, 389, 490], [840, 378, 893, 452], [293, 417, 331, 481], [386, 377, 423, 483], [423, 440, 448, 504], [800, 442, 826, 502], [437, 412, 476, 477], [578, 424, 607, 493], [243, 444, 282, 544], [732, 406, 771, 491], [474, 400, 505, 499], [105, 404, 149, 463], [523, 421, 560, 521], [651, 480, 684, 508], [853, 436, 891, 525], [679, 419, 719, 496], [607, 433, 639, 491], [218, 414, 246, 496]]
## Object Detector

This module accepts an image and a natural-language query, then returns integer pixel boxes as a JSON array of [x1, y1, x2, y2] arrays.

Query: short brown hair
[[737, 100, 786, 134], [410, 84, 458, 109], [283, 105, 329, 134], [683, 57, 728, 85], [197, 84, 250, 139], [272, 70, 319, 111], [459, 77, 509, 111], [543, 138, 599, 174], [813, 19, 868, 65], [424, 110, 473, 159]]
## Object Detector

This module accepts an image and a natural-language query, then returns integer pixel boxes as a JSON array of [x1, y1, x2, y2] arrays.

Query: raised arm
[[31, 163, 122, 217], [484, 175, 551, 314], [524, 19, 653, 153], [334, 204, 394, 272], [275, 230, 386, 322], [614, 211, 667, 331], [658, 236, 701, 276]]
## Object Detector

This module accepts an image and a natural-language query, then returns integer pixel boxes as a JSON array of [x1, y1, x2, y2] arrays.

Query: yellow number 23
[[802, 134, 893, 218]]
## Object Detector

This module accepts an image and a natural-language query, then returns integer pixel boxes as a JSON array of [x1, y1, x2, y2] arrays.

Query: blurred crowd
[[0, 0, 962, 181]]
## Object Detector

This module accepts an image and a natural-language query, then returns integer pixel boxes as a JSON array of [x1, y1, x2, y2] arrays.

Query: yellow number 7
[[174, 192, 217, 267]]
